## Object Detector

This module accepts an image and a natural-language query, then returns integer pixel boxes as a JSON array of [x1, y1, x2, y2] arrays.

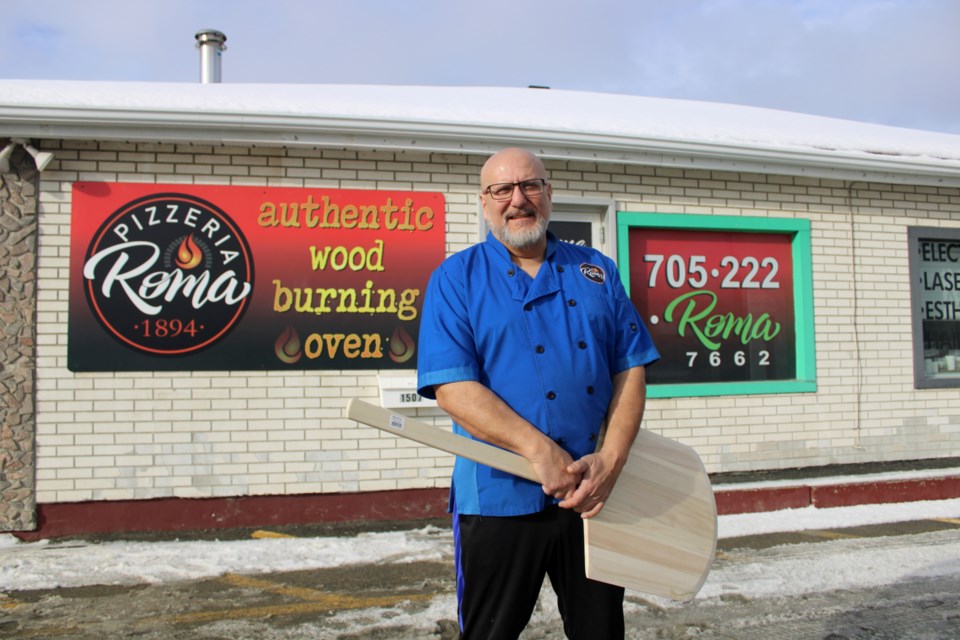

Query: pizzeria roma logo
[[82, 193, 254, 356], [579, 262, 606, 284]]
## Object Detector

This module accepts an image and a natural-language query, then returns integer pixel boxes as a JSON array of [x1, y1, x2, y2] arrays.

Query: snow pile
[[1, 498, 958, 595]]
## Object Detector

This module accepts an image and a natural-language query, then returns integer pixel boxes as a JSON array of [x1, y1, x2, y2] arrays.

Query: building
[[2, 78, 960, 538]]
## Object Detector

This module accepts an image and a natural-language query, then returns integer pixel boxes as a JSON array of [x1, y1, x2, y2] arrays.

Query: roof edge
[[2, 105, 959, 188]]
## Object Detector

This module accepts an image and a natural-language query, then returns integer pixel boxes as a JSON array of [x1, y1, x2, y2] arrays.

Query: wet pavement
[[2, 517, 960, 639]]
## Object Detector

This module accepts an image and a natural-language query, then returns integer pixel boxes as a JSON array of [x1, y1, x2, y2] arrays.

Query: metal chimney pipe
[[195, 29, 227, 83]]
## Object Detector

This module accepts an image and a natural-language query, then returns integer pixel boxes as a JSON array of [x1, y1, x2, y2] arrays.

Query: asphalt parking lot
[[3, 517, 960, 639]]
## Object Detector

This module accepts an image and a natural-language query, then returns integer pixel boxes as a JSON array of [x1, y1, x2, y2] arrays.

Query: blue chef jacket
[[417, 231, 660, 517]]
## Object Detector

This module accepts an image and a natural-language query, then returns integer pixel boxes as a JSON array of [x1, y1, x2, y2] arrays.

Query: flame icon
[[176, 234, 204, 270], [388, 325, 416, 364], [275, 325, 303, 364]]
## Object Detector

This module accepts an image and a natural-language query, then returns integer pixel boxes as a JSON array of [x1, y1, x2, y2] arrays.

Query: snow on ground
[[0, 527, 451, 591], [700, 527, 960, 601], [717, 496, 960, 538], [2, 497, 959, 599]]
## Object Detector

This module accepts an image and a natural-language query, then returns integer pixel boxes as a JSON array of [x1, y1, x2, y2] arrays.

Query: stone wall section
[[0, 147, 38, 530]]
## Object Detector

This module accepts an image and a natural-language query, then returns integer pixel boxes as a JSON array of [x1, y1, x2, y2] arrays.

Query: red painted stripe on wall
[[13, 475, 960, 540], [812, 476, 960, 508], [714, 486, 812, 515], [13, 488, 449, 542]]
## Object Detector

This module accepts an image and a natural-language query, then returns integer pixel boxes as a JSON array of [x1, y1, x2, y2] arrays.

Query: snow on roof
[[2, 79, 959, 186]]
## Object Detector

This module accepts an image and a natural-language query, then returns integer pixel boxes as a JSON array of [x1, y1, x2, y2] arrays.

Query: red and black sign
[[69, 182, 445, 371], [81, 192, 254, 356], [627, 227, 797, 385]]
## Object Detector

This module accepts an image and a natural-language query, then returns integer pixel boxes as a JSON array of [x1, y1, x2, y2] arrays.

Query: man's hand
[[558, 449, 623, 518], [530, 438, 581, 500]]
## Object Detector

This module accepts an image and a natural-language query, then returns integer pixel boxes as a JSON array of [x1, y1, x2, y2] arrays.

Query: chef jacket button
[[630, 322, 638, 331], [556, 265, 565, 273], [507, 268, 515, 276], [535, 345, 545, 354], [586, 386, 594, 395], [567, 299, 577, 307], [588, 433, 596, 442], [546, 391, 557, 400], [523, 303, 533, 311], [578, 341, 587, 349]]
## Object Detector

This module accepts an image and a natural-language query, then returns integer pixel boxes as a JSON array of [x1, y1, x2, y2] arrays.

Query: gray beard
[[496, 215, 549, 251]]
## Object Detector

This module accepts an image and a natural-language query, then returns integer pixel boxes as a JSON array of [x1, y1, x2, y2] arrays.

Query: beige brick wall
[[33, 141, 960, 504]]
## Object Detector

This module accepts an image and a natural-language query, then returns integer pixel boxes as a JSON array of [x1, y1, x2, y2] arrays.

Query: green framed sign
[[617, 212, 816, 398]]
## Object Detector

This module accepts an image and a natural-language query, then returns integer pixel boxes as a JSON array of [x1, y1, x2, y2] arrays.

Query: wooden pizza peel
[[346, 399, 717, 602]]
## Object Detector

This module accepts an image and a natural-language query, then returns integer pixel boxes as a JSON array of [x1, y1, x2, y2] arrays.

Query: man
[[417, 148, 659, 639]]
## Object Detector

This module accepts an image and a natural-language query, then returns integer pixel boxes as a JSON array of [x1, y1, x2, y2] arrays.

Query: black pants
[[454, 505, 625, 639]]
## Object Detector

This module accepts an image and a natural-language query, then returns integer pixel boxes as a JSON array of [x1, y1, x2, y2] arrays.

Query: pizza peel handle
[[345, 399, 539, 483]]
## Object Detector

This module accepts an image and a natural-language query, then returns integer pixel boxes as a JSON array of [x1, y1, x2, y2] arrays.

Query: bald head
[[480, 148, 547, 190]]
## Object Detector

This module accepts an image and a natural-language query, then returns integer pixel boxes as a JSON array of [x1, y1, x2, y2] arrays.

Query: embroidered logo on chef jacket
[[579, 263, 606, 284]]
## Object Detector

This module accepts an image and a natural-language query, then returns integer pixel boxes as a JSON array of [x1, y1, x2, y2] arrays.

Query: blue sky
[[2, 0, 958, 134]]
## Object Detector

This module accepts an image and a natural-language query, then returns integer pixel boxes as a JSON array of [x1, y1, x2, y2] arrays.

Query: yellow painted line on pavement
[[221, 573, 340, 602], [149, 598, 421, 626], [251, 530, 296, 539], [931, 517, 960, 526], [802, 529, 860, 540], [138, 573, 432, 627], [12, 625, 83, 638]]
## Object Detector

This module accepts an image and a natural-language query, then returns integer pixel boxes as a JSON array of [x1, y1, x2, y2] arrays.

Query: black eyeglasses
[[483, 178, 548, 201]]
